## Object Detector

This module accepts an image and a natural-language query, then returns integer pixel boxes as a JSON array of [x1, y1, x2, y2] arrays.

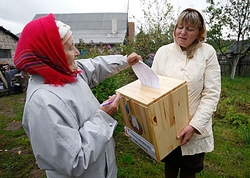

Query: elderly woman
[[151, 8, 221, 178], [14, 14, 141, 178]]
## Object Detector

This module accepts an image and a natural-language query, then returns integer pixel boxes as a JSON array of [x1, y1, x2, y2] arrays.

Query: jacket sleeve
[[22, 88, 117, 177], [189, 46, 221, 133], [76, 55, 129, 88]]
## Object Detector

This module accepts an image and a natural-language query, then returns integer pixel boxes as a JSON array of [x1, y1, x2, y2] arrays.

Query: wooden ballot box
[[116, 75, 190, 162]]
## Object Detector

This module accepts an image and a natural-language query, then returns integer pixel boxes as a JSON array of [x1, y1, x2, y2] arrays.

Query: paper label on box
[[125, 126, 156, 160]]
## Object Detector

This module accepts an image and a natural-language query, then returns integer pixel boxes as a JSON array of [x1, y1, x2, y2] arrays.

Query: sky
[[0, 0, 211, 35]]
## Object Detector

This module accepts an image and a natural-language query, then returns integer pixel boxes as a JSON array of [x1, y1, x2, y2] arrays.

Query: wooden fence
[[219, 56, 250, 77]]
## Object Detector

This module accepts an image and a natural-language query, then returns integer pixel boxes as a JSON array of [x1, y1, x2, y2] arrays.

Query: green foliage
[[133, 0, 175, 59], [215, 76, 250, 127], [114, 41, 135, 56], [1, 74, 250, 178], [92, 68, 136, 103], [139, 0, 174, 34], [205, 0, 249, 42], [121, 153, 134, 165], [240, 123, 250, 146], [204, 0, 250, 79], [134, 29, 174, 59], [0, 94, 40, 178], [134, 31, 154, 59], [203, 122, 250, 177], [75, 39, 137, 103], [76, 40, 115, 58], [2, 1, 249, 175]]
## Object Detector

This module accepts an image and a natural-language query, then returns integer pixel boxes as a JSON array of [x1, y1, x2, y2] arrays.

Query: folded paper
[[132, 61, 160, 88]]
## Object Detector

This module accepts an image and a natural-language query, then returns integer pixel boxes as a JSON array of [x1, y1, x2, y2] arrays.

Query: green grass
[[0, 76, 250, 177], [0, 94, 38, 178]]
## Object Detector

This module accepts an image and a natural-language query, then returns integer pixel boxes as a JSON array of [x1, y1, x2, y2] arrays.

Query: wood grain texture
[[117, 75, 190, 161]]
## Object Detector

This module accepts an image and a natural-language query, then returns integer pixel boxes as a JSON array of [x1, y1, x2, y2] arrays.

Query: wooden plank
[[149, 85, 189, 160], [116, 75, 186, 106], [117, 75, 189, 161]]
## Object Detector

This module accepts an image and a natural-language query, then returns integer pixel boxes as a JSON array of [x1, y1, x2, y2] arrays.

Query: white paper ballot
[[132, 61, 160, 88]]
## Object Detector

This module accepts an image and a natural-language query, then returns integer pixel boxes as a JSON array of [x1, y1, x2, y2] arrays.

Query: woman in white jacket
[[151, 8, 221, 178], [14, 14, 141, 177]]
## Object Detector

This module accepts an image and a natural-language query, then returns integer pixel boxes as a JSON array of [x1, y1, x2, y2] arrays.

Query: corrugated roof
[[33, 13, 128, 44]]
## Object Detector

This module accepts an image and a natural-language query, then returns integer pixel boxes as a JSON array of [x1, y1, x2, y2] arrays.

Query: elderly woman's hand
[[127, 52, 142, 66], [124, 126, 131, 137], [100, 92, 121, 116]]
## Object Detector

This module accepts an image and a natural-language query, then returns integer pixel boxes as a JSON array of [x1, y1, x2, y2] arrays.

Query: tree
[[204, 0, 250, 79], [134, 0, 175, 59]]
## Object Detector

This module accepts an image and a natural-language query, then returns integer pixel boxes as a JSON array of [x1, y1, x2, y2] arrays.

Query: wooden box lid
[[116, 75, 186, 106]]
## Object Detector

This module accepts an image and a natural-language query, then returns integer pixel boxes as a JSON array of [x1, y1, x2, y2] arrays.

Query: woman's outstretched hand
[[127, 52, 142, 66]]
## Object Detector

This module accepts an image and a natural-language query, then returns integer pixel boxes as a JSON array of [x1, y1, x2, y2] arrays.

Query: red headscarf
[[14, 13, 79, 86]]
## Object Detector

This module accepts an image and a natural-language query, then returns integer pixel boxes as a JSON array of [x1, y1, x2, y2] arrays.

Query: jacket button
[[109, 123, 113, 127]]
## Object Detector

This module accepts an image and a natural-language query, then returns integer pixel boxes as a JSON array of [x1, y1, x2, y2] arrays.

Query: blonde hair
[[174, 8, 207, 59]]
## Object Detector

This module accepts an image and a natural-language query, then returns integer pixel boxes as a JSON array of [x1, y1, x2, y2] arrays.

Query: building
[[0, 26, 19, 66], [0, 26, 19, 94], [218, 41, 250, 76], [33, 13, 135, 45]]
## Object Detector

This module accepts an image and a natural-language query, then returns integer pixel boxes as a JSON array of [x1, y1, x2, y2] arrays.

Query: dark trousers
[[161, 146, 205, 178]]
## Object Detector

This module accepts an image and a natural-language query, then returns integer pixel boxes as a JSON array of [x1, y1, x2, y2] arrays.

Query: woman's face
[[63, 36, 80, 73], [175, 23, 200, 49]]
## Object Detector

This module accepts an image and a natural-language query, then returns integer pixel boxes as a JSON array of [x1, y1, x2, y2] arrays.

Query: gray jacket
[[22, 55, 129, 177]]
